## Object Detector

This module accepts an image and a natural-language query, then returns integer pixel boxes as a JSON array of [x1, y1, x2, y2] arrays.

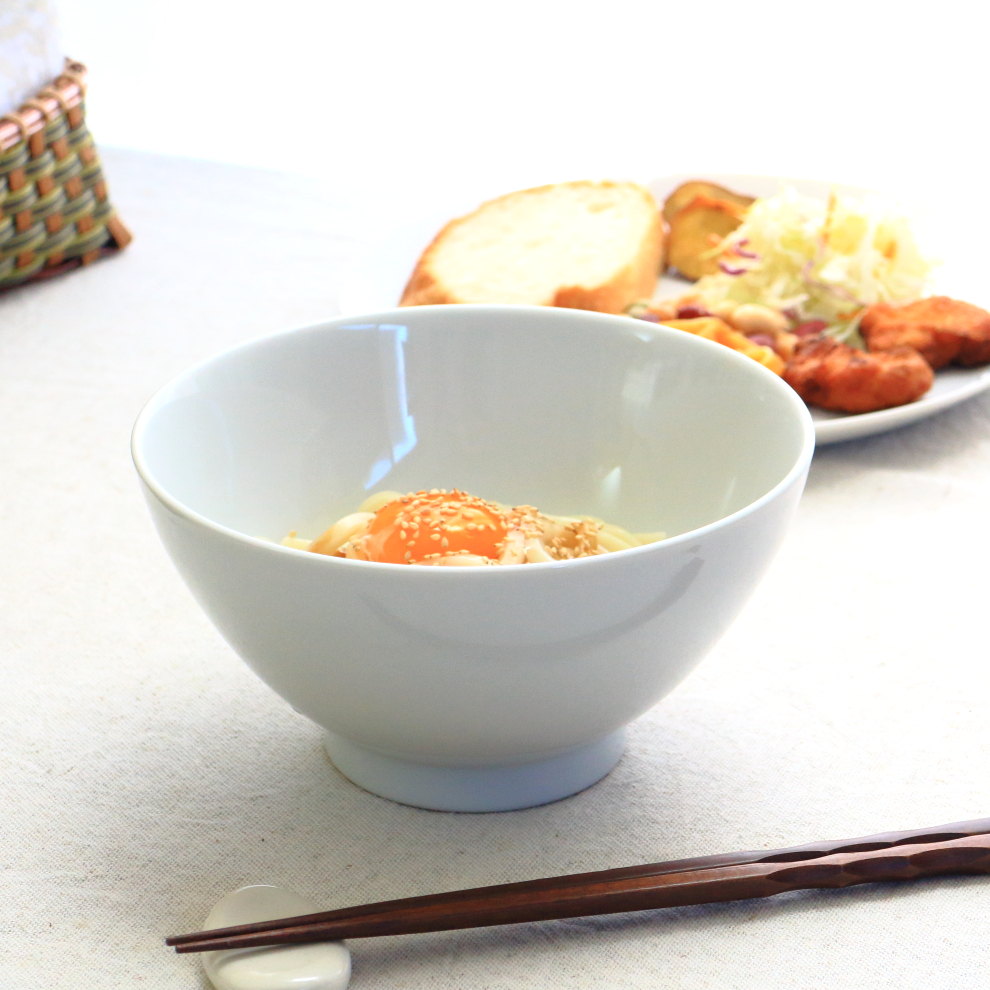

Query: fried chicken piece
[[860, 296, 990, 369], [783, 335, 934, 413]]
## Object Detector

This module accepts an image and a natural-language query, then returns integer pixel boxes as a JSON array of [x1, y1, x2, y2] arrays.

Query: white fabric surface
[[1, 147, 988, 988], [0, 0, 63, 116]]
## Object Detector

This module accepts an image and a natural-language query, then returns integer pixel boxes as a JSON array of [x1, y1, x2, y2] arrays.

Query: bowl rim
[[131, 304, 816, 575]]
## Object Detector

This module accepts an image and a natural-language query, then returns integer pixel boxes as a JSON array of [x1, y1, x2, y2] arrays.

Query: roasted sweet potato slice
[[666, 196, 749, 280], [662, 181, 755, 224]]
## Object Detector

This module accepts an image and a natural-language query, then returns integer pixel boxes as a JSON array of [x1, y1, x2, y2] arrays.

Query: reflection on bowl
[[132, 304, 814, 811]]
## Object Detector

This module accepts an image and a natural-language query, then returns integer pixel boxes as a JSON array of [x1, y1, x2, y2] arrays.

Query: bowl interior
[[134, 305, 812, 546]]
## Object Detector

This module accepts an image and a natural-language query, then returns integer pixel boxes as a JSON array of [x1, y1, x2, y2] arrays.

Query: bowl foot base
[[323, 730, 626, 812]]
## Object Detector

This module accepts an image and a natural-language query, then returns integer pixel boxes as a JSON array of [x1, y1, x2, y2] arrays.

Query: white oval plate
[[340, 173, 990, 446]]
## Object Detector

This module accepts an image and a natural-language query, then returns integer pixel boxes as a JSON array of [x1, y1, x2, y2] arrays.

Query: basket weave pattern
[[0, 59, 130, 293]]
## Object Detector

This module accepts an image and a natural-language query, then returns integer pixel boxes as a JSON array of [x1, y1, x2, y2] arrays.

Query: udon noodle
[[283, 489, 663, 566]]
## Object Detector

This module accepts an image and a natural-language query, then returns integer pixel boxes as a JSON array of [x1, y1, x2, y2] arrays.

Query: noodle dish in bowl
[[131, 303, 814, 811]]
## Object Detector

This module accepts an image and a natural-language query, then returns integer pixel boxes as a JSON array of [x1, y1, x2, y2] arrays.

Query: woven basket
[[0, 58, 131, 294]]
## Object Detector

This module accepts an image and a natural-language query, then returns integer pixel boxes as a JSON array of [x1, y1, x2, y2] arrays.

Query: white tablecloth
[[2, 148, 988, 989]]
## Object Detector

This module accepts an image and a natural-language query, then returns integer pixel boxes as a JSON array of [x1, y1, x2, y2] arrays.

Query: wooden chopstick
[[167, 816, 990, 953]]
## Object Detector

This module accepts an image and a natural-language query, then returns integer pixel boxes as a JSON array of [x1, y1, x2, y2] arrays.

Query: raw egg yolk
[[363, 489, 509, 564]]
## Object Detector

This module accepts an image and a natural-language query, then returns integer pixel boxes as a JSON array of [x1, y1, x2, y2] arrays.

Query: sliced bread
[[399, 180, 664, 314]]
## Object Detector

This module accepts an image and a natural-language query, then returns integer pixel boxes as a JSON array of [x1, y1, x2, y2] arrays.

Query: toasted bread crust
[[399, 180, 664, 314]]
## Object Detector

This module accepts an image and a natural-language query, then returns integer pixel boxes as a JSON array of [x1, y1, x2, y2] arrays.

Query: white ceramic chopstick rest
[[201, 885, 351, 990]]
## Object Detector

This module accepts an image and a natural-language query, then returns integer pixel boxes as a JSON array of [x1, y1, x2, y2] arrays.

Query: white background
[[4, 6, 990, 988], [57, 0, 986, 227]]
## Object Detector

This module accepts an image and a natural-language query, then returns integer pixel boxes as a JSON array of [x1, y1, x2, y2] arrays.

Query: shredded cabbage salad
[[692, 187, 935, 345]]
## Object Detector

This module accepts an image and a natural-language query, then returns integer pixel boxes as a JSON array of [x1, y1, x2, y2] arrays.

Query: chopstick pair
[[167, 816, 990, 954]]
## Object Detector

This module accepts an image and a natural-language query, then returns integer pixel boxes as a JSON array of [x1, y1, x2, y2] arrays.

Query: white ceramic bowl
[[132, 304, 814, 811]]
